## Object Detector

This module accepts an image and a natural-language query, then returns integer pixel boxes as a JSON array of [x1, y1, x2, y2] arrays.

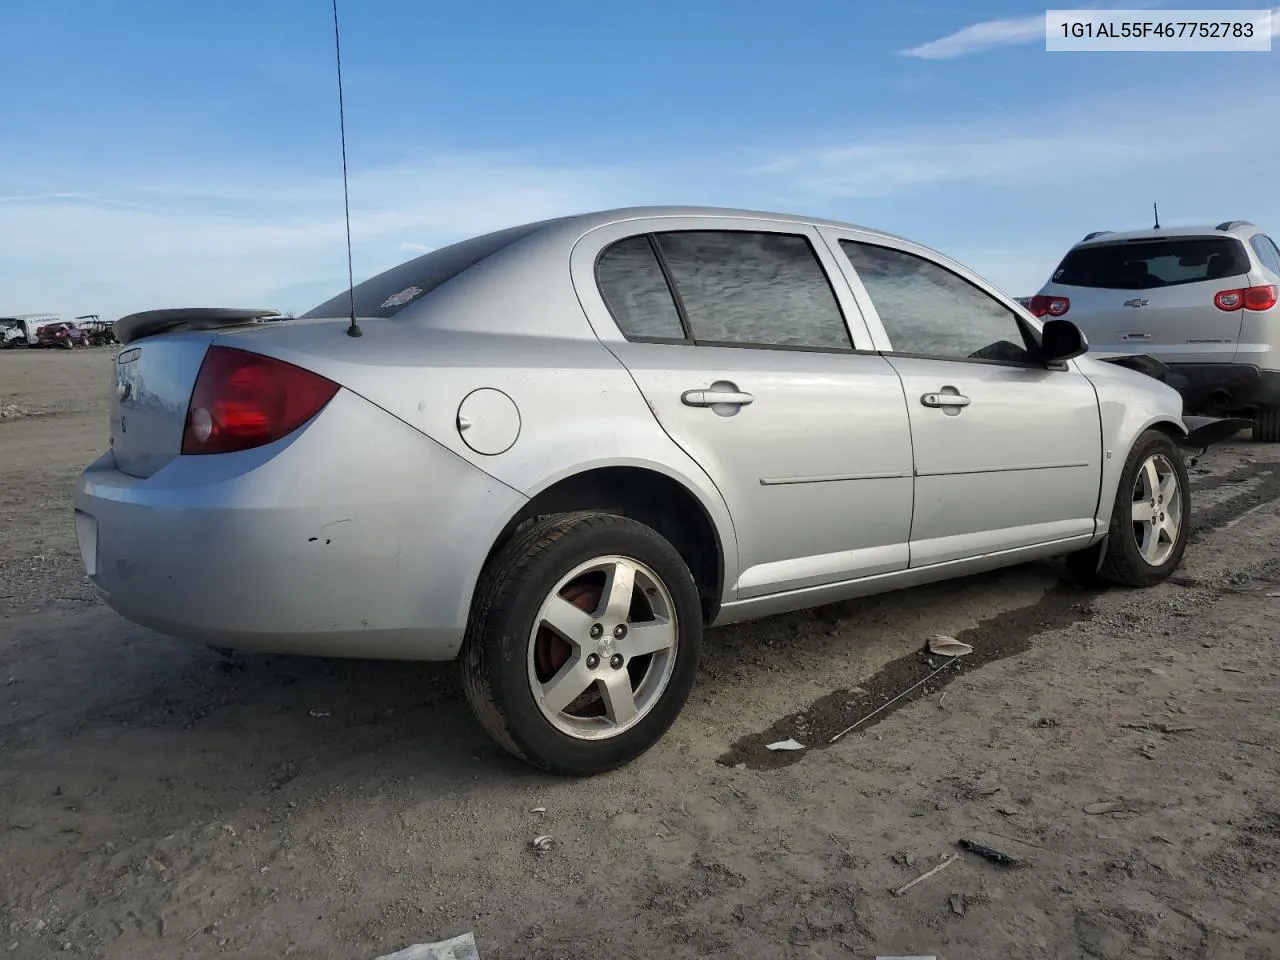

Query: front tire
[[461, 511, 703, 776], [1094, 430, 1191, 587]]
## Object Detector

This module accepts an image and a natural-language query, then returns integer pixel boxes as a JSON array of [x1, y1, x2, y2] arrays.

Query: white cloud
[[901, 14, 1043, 59], [744, 92, 1280, 202], [4, 83, 1279, 322], [900, 1, 1273, 58], [0, 154, 645, 320], [0, 191, 94, 204], [739, 90, 1280, 295], [1260, 5, 1280, 38]]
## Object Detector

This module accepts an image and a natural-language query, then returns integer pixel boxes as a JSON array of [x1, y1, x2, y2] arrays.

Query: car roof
[[1072, 221, 1262, 248], [512, 204, 958, 279], [537, 204, 911, 244], [304, 204, 1008, 335]]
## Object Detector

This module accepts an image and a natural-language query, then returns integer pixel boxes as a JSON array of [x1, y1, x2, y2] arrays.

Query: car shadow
[[14, 559, 1079, 805], [1, 544, 1178, 848], [3, 618, 541, 832]]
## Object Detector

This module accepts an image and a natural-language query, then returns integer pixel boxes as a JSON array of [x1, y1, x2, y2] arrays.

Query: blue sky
[[2, 0, 1277, 320]]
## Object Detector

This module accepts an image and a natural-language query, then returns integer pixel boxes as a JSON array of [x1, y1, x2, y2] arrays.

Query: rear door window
[[595, 229, 854, 350], [653, 230, 852, 350], [1051, 237, 1250, 290], [1250, 235, 1280, 276]]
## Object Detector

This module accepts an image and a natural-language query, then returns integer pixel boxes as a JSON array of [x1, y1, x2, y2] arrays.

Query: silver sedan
[[75, 206, 1205, 775]]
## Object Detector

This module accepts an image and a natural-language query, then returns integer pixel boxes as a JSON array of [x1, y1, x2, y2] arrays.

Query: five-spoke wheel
[[1129, 452, 1183, 567], [462, 512, 701, 775], [1094, 430, 1191, 587], [528, 556, 679, 740]]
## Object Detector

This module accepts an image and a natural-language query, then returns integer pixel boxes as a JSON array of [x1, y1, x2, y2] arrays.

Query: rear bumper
[[73, 390, 525, 660], [1166, 363, 1280, 416]]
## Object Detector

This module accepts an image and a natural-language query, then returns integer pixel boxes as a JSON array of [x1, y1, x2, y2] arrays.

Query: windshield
[[1051, 237, 1250, 290], [300, 219, 559, 320]]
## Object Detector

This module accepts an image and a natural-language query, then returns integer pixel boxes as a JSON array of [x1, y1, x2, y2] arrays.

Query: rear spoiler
[[114, 308, 280, 346]]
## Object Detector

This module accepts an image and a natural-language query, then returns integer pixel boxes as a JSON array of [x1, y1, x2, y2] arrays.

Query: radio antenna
[[331, 0, 362, 338], [1152, 202, 1161, 230]]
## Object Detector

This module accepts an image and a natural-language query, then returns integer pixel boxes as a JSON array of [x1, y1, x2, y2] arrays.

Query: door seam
[[882, 356, 918, 566]]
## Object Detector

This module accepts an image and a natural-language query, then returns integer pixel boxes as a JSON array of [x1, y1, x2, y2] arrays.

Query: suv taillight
[[1029, 295, 1070, 318], [1215, 285, 1278, 312], [182, 346, 339, 455]]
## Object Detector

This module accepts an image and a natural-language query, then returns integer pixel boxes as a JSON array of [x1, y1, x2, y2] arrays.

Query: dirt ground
[[1, 347, 1278, 960]]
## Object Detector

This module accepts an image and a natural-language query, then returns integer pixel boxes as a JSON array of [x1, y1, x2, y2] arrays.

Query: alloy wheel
[[527, 556, 679, 740], [1131, 453, 1183, 566]]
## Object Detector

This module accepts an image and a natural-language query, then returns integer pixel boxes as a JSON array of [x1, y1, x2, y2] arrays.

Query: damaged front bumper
[[1094, 353, 1249, 449], [1178, 415, 1251, 451]]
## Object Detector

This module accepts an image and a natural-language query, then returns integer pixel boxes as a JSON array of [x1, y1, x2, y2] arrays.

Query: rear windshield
[[300, 219, 557, 320], [1051, 237, 1250, 290]]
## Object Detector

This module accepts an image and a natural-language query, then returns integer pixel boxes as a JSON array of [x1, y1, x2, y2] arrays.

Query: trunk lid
[[111, 332, 221, 478], [1041, 235, 1252, 364], [109, 310, 279, 478]]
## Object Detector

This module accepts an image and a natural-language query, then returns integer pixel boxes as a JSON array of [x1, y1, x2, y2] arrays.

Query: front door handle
[[921, 391, 971, 408], [682, 389, 754, 408]]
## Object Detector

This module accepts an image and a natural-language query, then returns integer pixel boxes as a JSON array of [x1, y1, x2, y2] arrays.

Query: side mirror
[[1041, 318, 1088, 365]]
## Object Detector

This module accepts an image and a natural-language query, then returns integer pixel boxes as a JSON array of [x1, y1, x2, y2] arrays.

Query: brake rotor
[[534, 577, 599, 682]]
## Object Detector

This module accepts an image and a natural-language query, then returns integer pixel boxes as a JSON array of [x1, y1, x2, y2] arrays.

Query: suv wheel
[[1252, 407, 1280, 443], [461, 511, 702, 775]]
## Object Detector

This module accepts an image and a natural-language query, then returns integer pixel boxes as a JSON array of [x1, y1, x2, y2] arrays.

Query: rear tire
[[1252, 407, 1280, 443], [461, 511, 702, 776], [1095, 430, 1191, 587]]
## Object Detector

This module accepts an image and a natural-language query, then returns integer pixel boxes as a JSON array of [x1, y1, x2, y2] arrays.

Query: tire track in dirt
[[721, 456, 1280, 770]]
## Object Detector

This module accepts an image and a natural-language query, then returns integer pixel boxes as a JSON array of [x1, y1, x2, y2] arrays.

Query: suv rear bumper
[[1167, 363, 1280, 415]]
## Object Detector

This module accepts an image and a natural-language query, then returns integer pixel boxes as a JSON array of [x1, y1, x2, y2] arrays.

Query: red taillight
[[1245, 284, 1278, 311], [1215, 285, 1278, 312], [182, 346, 339, 455], [1029, 295, 1070, 318]]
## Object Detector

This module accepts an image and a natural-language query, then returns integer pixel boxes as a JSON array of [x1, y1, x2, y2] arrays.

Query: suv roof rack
[[1081, 230, 1112, 242], [1215, 220, 1255, 232]]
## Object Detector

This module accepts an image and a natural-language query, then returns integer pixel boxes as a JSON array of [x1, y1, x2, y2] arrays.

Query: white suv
[[1032, 221, 1280, 441]]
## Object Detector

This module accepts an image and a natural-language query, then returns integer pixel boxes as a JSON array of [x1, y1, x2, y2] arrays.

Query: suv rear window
[[1051, 237, 1250, 291], [300, 219, 558, 320]]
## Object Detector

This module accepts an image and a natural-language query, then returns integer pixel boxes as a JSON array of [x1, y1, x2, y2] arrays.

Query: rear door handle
[[921, 392, 970, 408], [682, 389, 754, 408]]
